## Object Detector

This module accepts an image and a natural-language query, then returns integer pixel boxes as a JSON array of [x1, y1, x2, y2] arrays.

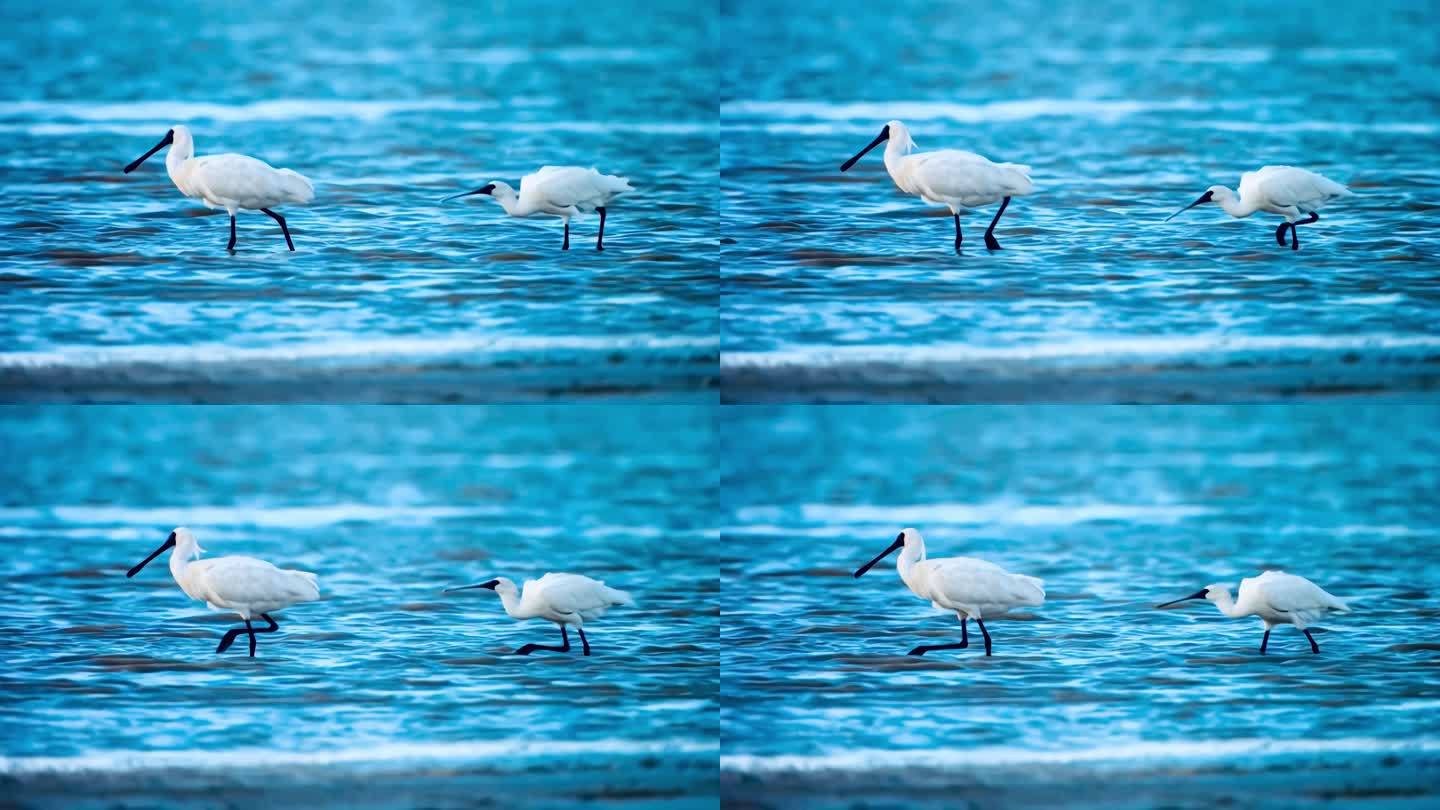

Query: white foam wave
[[722, 98, 1219, 124], [0, 333, 718, 371], [721, 736, 1440, 774], [0, 504, 503, 530], [733, 502, 1208, 528], [0, 99, 505, 124], [0, 738, 716, 776], [721, 333, 1440, 369]]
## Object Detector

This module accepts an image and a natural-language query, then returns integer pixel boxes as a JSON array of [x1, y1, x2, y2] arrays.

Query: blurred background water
[[719, 0, 1440, 402], [0, 405, 718, 807], [719, 404, 1440, 807], [0, 1, 717, 401]]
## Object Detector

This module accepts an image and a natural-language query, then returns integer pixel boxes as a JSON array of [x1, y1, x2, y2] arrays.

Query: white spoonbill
[[122, 125, 315, 252], [853, 528, 1045, 656], [444, 572, 632, 656], [1156, 570, 1350, 654], [1165, 166, 1352, 251], [840, 120, 1033, 252], [125, 527, 319, 657], [442, 166, 633, 251]]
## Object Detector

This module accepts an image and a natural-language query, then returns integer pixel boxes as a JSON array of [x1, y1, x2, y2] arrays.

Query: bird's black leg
[[596, 207, 607, 251], [1275, 223, 1290, 246], [975, 617, 993, 656], [984, 197, 1011, 251], [562, 220, 570, 251], [1303, 628, 1320, 654], [907, 618, 971, 656], [226, 215, 237, 252], [1289, 212, 1319, 251], [578, 628, 591, 656], [516, 625, 572, 656], [261, 208, 295, 251], [1259, 629, 1271, 654], [953, 213, 963, 253], [216, 613, 278, 657]]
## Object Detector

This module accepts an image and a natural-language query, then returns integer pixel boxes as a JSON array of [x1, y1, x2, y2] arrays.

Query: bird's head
[[1155, 583, 1231, 609], [1164, 185, 1233, 222], [441, 181, 516, 206], [445, 576, 518, 598], [841, 120, 910, 172], [854, 527, 922, 578], [123, 125, 190, 174], [126, 526, 199, 578]]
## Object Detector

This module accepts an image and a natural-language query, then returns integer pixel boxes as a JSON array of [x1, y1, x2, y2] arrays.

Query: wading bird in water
[[1156, 570, 1350, 654], [122, 126, 314, 252], [853, 528, 1045, 656], [840, 120, 1033, 252], [125, 527, 319, 657], [442, 166, 633, 251], [445, 572, 632, 655], [1165, 166, 1352, 251]]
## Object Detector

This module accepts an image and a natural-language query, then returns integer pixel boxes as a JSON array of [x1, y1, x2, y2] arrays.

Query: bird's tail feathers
[[1017, 574, 1046, 605], [604, 585, 634, 606], [278, 169, 316, 204], [286, 569, 321, 600]]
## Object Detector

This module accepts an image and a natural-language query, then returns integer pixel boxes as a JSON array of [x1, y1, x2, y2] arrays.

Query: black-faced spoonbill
[[122, 125, 315, 252], [442, 166, 633, 251], [840, 120, 1033, 252], [853, 528, 1044, 656], [1156, 570, 1350, 654], [125, 527, 319, 657], [1165, 166, 1353, 251], [444, 573, 632, 656]]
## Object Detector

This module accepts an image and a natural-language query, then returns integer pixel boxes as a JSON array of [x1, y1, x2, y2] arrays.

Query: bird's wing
[[190, 154, 313, 206], [521, 166, 630, 210], [190, 555, 319, 608], [1253, 166, 1348, 209], [533, 572, 625, 614], [927, 557, 1045, 609], [1251, 571, 1347, 618], [907, 151, 1033, 199]]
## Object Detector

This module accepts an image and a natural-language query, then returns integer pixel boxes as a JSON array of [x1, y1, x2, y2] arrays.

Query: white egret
[[1156, 570, 1351, 654], [123, 125, 315, 252], [840, 120, 1033, 252], [853, 528, 1045, 656], [1165, 166, 1352, 251], [125, 527, 319, 657], [442, 166, 633, 251], [445, 572, 632, 656]]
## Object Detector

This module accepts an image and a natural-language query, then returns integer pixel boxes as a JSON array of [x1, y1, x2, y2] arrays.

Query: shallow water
[[0, 1, 717, 401], [718, 404, 1440, 804], [719, 0, 1440, 402], [0, 405, 718, 805]]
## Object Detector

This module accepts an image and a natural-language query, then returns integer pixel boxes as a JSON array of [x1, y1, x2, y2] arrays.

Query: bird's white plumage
[[478, 572, 632, 627], [870, 121, 1033, 213], [1233, 570, 1350, 629], [1236, 166, 1351, 218], [151, 126, 315, 215], [518, 166, 633, 218], [887, 528, 1045, 619], [160, 527, 320, 620]]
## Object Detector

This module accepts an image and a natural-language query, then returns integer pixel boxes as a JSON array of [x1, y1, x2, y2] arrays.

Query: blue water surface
[[719, 404, 1440, 806], [719, 0, 1440, 402], [0, 1, 717, 401], [0, 405, 718, 807]]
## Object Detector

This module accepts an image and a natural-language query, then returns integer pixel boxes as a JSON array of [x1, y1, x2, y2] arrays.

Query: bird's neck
[[1217, 191, 1255, 218], [1210, 590, 1246, 617], [882, 139, 910, 180], [896, 543, 925, 590], [165, 146, 193, 192], [496, 589, 527, 619], [494, 195, 525, 217]]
